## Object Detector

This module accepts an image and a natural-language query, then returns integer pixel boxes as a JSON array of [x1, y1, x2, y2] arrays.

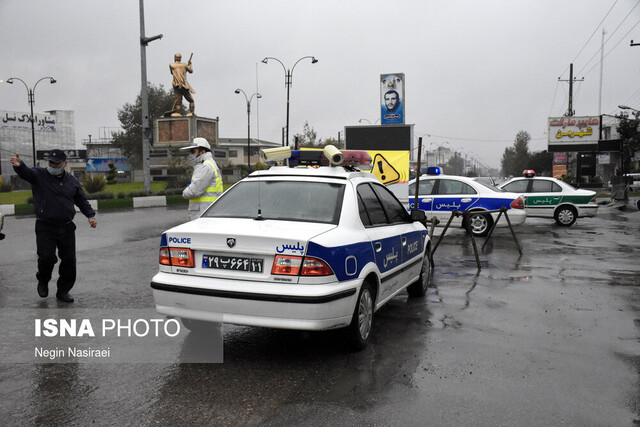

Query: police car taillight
[[523, 169, 536, 178], [159, 247, 195, 268], [271, 255, 333, 276], [510, 197, 525, 209], [159, 247, 171, 265]]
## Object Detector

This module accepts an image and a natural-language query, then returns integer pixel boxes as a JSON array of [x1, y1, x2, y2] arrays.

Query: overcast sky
[[1, 0, 639, 168]]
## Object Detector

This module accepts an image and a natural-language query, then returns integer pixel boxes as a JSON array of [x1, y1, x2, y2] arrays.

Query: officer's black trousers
[[35, 220, 77, 293]]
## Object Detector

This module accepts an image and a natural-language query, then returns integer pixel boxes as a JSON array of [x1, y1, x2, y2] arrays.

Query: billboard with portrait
[[380, 73, 405, 125]]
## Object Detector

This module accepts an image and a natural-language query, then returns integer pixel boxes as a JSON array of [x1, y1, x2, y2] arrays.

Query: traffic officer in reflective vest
[[181, 137, 224, 220]]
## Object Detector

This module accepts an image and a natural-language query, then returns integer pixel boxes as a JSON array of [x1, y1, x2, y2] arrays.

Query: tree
[[445, 152, 465, 175], [501, 131, 531, 176], [616, 111, 640, 174], [294, 121, 344, 149], [111, 83, 181, 168], [528, 150, 553, 176], [106, 162, 117, 185]]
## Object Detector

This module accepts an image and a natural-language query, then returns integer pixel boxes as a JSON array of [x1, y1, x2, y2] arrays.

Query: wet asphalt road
[[0, 204, 638, 426]]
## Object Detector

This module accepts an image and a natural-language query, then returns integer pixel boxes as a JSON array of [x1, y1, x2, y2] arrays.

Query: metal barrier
[[429, 208, 522, 271]]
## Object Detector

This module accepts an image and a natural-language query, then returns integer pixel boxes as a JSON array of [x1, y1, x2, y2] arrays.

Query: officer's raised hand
[[10, 153, 21, 167]]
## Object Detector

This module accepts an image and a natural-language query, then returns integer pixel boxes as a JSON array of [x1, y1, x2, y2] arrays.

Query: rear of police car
[[151, 166, 373, 331]]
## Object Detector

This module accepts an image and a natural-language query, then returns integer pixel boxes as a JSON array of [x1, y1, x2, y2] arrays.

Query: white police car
[[151, 146, 431, 349], [408, 167, 527, 236], [499, 170, 598, 226]]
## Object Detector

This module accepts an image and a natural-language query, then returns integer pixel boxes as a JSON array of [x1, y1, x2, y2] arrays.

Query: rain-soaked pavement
[[0, 203, 638, 425]]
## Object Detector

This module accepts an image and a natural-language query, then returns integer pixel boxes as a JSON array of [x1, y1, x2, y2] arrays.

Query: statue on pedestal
[[168, 52, 195, 117]]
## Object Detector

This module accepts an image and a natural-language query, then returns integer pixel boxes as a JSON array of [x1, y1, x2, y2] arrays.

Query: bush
[[81, 174, 106, 194], [117, 192, 127, 199], [27, 196, 34, 205], [0, 181, 13, 192], [106, 163, 117, 185], [86, 191, 114, 200], [157, 188, 183, 196], [127, 190, 150, 198]]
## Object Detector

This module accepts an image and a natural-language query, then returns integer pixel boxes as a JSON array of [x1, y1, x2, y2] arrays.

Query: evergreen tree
[[111, 83, 180, 168]]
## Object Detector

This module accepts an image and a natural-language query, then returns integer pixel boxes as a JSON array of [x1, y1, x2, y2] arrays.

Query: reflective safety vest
[[191, 160, 224, 202]]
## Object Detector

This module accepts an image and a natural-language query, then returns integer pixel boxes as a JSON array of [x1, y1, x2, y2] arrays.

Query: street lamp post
[[5, 76, 57, 167], [261, 56, 318, 147], [619, 105, 640, 113], [235, 89, 262, 169]]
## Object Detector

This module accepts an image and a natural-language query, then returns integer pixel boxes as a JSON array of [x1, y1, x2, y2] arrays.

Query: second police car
[[150, 146, 432, 349], [499, 170, 598, 226], [408, 167, 527, 236]]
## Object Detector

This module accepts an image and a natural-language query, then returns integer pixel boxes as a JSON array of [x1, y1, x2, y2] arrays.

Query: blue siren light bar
[[426, 166, 441, 175]]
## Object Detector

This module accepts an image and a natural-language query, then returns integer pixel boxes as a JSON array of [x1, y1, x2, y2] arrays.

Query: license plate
[[202, 255, 264, 273]]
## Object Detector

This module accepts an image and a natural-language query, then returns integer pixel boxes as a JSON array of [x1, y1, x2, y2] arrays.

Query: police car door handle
[[461, 198, 472, 203], [375, 242, 382, 252], [401, 237, 407, 246], [422, 198, 432, 203], [553, 197, 560, 199]]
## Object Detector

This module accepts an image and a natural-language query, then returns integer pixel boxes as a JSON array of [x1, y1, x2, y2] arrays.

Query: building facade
[[0, 110, 76, 181]]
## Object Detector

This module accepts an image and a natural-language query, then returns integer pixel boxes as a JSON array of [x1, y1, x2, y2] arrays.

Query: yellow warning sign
[[366, 151, 410, 185]]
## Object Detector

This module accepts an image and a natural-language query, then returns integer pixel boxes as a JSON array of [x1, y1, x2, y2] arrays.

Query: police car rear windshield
[[203, 181, 345, 224]]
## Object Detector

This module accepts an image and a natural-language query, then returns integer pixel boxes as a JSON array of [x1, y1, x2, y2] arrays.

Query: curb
[[0, 195, 187, 217]]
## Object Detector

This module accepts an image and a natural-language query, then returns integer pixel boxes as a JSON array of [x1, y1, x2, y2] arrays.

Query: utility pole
[[139, 0, 162, 193], [598, 29, 606, 116], [559, 63, 584, 117]]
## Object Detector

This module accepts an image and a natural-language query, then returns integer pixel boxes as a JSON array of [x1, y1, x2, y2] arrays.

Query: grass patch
[[166, 195, 188, 205], [14, 204, 34, 215], [97, 198, 134, 210]]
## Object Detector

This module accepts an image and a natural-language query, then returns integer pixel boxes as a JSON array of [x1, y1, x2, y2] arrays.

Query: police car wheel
[[555, 206, 577, 226], [346, 281, 374, 350], [466, 212, 493, 237], [407, 250, 431, 297]]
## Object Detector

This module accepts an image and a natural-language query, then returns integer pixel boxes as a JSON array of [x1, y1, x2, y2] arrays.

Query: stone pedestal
[[155, 115, 218, 147]]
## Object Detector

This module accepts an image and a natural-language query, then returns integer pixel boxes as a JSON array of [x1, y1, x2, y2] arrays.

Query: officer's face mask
[[188, 149, 200, 166], [47, 161, 65, 176]]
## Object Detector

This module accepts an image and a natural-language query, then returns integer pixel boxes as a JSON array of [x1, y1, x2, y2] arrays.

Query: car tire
[[346, 280, 374, 350], [465, 212, 493, 237], [554, 205, 577, 226], [407, 250, 431, 297]]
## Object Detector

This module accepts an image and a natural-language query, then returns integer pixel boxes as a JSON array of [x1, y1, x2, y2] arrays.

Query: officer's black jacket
[[13, 162, 95, 225]]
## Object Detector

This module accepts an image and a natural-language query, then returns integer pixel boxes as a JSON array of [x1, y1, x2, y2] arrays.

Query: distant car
[[408, 167, 527, 237], [151, 147, 432, 349], [498, 170, 598, 226]]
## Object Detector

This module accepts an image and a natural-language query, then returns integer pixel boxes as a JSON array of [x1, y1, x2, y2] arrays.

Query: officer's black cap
[[46, 149, 67, 163]]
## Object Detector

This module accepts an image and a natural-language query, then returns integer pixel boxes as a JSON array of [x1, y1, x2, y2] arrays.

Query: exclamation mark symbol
[[377, 161, 386, 181]]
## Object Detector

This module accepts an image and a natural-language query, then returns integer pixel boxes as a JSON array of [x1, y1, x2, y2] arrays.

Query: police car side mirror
[[410, 209, 426, 222]]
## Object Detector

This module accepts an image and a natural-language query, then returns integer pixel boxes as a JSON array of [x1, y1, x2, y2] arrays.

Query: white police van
[[151, 146, 431, 349]]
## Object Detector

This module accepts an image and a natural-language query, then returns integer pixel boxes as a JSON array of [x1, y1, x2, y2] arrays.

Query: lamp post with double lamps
[[5, 77, 57, 167], [235, 89, 262, 169], [261, 56, 318, 147]]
